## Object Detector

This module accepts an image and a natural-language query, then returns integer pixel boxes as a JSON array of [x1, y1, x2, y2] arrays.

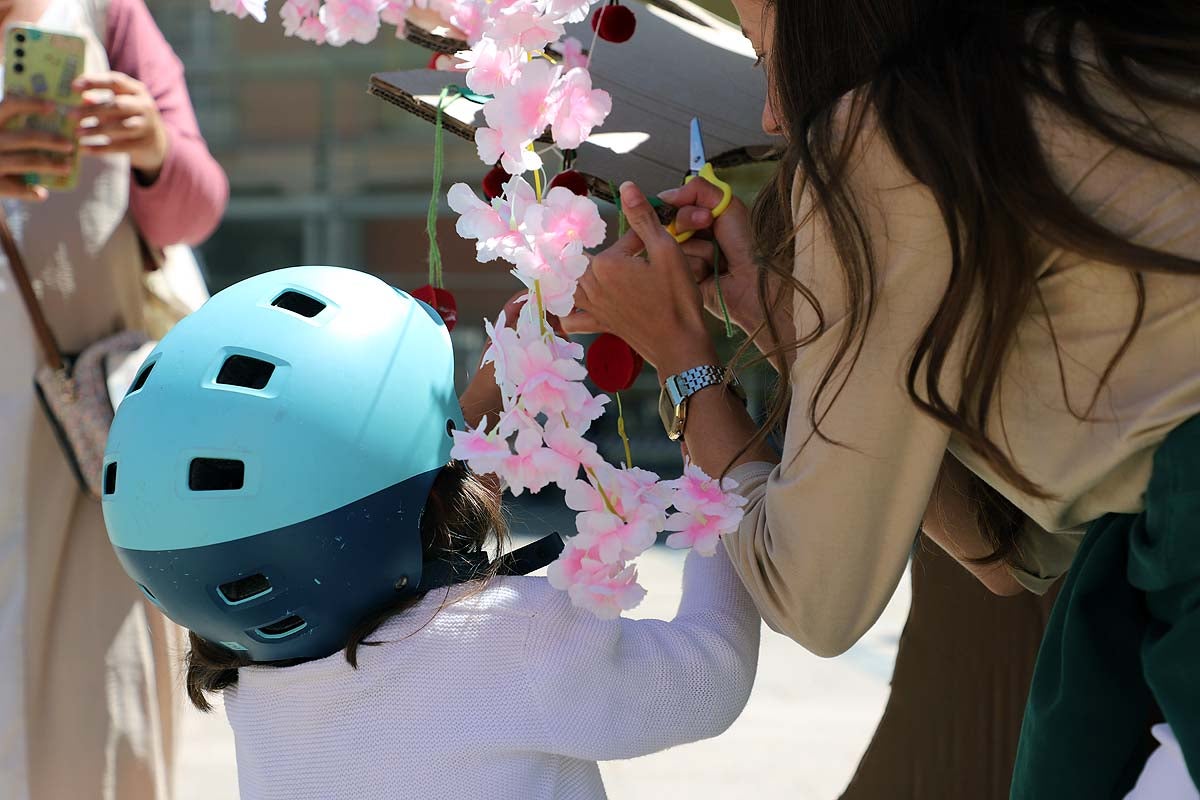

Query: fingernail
[[691, 209, 711, 226], [657, 187, 678, 201], [619, 181, 643, 208]]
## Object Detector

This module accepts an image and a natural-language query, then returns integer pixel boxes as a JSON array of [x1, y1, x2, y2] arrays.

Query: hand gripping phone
[[3, 24, 86, 191]]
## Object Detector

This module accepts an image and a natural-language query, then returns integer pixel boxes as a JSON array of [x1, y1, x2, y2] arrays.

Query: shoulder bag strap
[[0, 209, 65, 370]]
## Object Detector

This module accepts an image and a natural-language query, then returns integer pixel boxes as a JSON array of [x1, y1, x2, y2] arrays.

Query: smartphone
[[3, 24, 86, 192]]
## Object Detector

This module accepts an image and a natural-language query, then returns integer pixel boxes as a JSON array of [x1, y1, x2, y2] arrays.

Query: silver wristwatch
[[658, 365, 746, 441]]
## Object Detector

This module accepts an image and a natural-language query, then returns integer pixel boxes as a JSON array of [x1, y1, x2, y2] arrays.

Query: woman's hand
[[563, 181, 719, 379], [660, 179, 763, 334], [0, 96, 76, 201], [72, 72, 169, 182]]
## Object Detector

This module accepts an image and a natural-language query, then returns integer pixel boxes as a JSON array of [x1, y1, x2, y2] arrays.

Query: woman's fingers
[[659, 178, 730, 213], [680, 238, 719, 279], [0, 128, 74, 153], [72, 71, 145, 96], [0, 152, 72, 176], [0, 176, 47, 201], [559, 308, 604, 335], [0, 96, 55, 126], [669, 205, 714, 234], [618, 181, 678, 259], [78, 117, 148, 144]]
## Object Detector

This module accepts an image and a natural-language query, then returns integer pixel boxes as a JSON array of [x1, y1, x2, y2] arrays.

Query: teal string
[[713, 246, 734, 338], [426, 85, 457, 288]]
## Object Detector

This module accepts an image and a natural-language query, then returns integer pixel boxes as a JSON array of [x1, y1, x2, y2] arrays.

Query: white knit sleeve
[[523, 546, 761, 761]]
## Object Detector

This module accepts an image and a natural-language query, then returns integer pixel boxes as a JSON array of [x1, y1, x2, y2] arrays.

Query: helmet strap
[[414, 532, 565, 592]]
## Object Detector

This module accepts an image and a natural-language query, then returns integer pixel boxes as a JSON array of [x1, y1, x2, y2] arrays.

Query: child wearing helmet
[[101, 266, 759, 800]]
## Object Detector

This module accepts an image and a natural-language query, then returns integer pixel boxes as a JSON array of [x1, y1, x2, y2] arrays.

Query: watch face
[[658, 387, 675, 437]]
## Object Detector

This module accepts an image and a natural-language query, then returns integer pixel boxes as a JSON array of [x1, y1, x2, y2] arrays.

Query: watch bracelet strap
[[670, 365, 732, 401]]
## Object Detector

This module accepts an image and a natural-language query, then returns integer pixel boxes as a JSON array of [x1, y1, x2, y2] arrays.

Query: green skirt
[[1012, 415, 1200, 798]]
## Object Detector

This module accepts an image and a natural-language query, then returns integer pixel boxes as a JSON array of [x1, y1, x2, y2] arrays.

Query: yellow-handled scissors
[[665, 117, 734, 244]]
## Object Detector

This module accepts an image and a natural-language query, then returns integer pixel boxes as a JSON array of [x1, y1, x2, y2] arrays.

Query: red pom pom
[[586, 333, 644, 393], [427, 52, 454, 70], [409, 284, 459, 332], [548, 169, 589, 197], [482, 164, 510, 200], [591, 3, 636, 43]]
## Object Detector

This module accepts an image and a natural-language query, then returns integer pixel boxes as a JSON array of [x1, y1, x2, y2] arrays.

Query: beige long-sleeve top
[[724, 90, 1200, 657]]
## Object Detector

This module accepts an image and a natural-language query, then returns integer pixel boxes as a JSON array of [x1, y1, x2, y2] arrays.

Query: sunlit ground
[[174, 495, 910, 799]]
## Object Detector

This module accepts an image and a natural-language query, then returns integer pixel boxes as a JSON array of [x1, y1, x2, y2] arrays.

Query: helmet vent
[[216, 355, 276, 391], [256, 615, 307, 639], [103, 462, 117, 495], [271, 291, 326, 318], [128, 362, 154, 395], [188, 458, 245, 492], [218, 573, 272, 605]]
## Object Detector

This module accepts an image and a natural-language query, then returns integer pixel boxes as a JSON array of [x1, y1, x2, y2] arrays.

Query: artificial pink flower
[[544, 0, 593, 25], [475, 125, 543, 176], [542, 417, 602, 476], [524, 185, 607, 250], [448, 182, 508, 244], [489, 0, 564, 50], [663, 512, 727, 556], [664, 463, 747, 519], [562, 390, 608, 430], [280, 0, 323, 37], [559, 36, 588, 70], [661, 464, 748, 555], [509, 336, 590, 417], [483, 57, 560, 138], [449, 421, 512, 476], [447, 0, 485, 42], [549, 67, 611, 149], [322, 0, 385, 44], [379, 0, 405, 24], [212, 0, 267, 22], [547, 542, 646, 618], [500, 423, 577, 495], [457, 38, 523, 96], [511, 245, 588, 317]]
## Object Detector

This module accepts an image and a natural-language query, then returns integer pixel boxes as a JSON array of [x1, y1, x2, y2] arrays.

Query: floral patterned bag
[[0, 213, 153, 498]]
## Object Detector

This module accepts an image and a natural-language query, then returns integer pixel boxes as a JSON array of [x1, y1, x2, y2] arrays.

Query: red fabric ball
[[591, 3, 636, 43], [409, 284, 459, 332], [482, 164, 510, 200], [548, 169, 589, 197], [586, 333, 644, 393]]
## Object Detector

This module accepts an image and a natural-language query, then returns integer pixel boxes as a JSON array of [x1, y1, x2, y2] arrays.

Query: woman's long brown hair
[[185, 461, 508, 711], [740, 0, 1200, 563]]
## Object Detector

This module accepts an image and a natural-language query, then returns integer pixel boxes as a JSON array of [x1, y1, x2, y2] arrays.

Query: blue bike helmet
[[101, 266, 467, 663]]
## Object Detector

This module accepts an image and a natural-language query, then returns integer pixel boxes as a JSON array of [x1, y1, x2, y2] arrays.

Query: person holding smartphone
[[0, 1, 227, 799]]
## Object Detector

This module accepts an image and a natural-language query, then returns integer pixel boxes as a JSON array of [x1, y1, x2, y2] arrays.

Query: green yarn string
[[609, 180, 627, 238], [426, 85, 458, 288], [713, 246, 734, 338]]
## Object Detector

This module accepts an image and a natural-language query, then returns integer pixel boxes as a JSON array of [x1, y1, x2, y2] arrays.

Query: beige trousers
[[24, 409, 180, 800]]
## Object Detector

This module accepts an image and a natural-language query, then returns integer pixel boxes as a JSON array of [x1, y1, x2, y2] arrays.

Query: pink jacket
[[106, 0, 228, 247]]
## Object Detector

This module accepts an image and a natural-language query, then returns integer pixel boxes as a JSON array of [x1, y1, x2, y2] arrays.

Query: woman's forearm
[[654, 340, 779, 479], [921, 455, 1025, 596]]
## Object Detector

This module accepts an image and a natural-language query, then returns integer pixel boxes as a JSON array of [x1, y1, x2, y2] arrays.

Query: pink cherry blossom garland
[[443, 1, 746, 617], [207, 0, 749, 617]]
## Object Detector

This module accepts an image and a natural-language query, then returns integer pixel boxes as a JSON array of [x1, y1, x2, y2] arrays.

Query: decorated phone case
[[3, 24, 85, 192]]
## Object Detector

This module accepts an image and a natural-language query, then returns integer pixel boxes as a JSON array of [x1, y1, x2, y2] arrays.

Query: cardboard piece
[[374, 0, 780, 203]]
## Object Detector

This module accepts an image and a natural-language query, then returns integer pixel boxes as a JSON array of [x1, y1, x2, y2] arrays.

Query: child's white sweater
[[224, 546, 760, 800]]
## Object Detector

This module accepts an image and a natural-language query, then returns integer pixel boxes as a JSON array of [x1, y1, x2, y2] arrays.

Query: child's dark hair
[[185, 460, 508, 711]]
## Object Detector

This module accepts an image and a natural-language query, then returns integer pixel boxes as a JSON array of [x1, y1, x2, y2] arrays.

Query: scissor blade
[[689, 117, 706, 174]]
